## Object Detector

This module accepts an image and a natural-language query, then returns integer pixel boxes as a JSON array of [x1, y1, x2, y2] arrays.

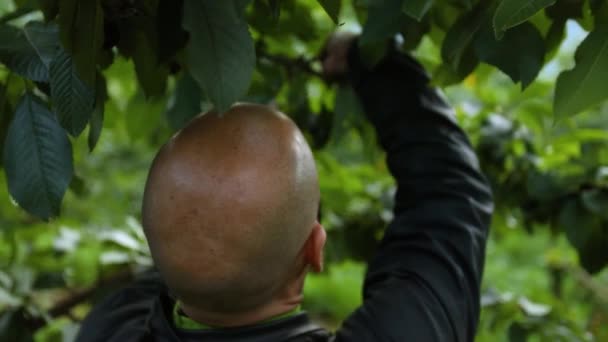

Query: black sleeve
[[75, 271, 165, 342], [334, 43, 494, 342]]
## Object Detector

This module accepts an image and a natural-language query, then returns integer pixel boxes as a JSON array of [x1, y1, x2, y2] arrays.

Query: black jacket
[[76, 44, 493, 342]]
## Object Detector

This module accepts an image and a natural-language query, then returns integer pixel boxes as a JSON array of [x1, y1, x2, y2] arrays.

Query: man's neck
[[179, 295, 303, 328], [179, 263, 309, 328]]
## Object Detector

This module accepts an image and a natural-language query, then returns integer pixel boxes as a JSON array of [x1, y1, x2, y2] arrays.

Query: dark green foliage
[[3, 93, 73, 220], [49, 49, 95, 136], [493, 0, 556, 38], [1, 1, 608, 338], [554, 21, 608, 119], [165, 72, 202, 131], [0, 0, 606, 271], [57, 0, 104, 86], [88, 73, 107, 151], [182, 0, 255, 112], [474, 22, 545, 89], [0, 22, 59, 82], [318, 0, 342, 24]]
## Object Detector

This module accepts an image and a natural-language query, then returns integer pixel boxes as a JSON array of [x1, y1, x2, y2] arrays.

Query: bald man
[[76, 35, 492, 342]]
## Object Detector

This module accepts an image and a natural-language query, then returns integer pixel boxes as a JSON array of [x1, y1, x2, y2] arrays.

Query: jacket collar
[[143, 292, 330, 341]]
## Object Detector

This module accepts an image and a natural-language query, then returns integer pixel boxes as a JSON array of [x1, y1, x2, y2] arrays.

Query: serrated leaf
[[554, 23, 608, 119], [3, 93, 73, 220], [88, 73, 107, 151], [493, 0, 556, 39], [49, 49, 95, 136], [0, 21, 60, 82], [58, 0, 104, 85], [360, 0, 405, 46], [317, 0, 341, 24], [182, 0, 255, 112], [474, 22, 544, 89], [165, 72, 202, 131], [402, 0, 434, 21]]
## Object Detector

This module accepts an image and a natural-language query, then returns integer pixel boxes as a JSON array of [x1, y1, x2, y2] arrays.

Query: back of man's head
[[142, 103, 321, 321]]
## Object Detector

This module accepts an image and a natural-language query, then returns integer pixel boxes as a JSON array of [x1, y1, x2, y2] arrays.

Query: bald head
[[142, 103, 320, 314]]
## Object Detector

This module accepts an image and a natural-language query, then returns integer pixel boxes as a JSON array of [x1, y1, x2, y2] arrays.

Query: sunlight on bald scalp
[[142, 103, 319, 313]]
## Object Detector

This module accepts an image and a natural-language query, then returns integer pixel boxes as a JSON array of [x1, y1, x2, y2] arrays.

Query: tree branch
[[28, 268, 135, 330], [257, 49, 323, 79]]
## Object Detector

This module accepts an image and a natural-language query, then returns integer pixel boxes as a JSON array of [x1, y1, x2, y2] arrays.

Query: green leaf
[[545, 20, 566, 58], [400, 15, 431, 50], [450, 0, 473, 10], [116, 9, 169, 98], [360, 0, 405, 47], [402, 0, 434, 21], [440, 7, 486, 81], [182, 0, 255, 112], [88, 73, 107, 151], [49, 49, 95, 136], [58, 0, 104, 85], [474, 22, 545, 89], [493, 0, 556, 39], [554, 22, 608, 119], [0, 21, 60, 82], [165, 72, 202, 131], [3, 93, 73, 220], [559, 199, 608, 274], [131, 31, 169, 98], [432, 63, 468, 87], [317, 0, 341, 24]]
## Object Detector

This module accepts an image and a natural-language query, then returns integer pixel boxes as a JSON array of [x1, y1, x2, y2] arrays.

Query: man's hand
[[320, 32, 358, 82]]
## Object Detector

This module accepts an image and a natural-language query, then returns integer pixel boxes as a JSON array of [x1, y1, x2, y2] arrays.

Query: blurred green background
[[1, 0, 608, 341]]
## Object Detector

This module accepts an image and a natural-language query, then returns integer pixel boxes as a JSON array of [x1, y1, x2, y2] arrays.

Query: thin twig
[[257, 49, 323, 79]]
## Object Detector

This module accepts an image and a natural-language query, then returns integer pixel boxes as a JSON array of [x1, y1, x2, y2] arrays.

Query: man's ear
[[305, 221, 326, 273]]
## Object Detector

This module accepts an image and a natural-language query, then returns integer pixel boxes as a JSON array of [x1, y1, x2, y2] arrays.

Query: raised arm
[[330, 38, 494, 342]]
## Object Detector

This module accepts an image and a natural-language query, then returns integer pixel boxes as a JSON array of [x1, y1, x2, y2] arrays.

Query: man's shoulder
[[75, 271, 169, 341], [75, 271, 336, 342]]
